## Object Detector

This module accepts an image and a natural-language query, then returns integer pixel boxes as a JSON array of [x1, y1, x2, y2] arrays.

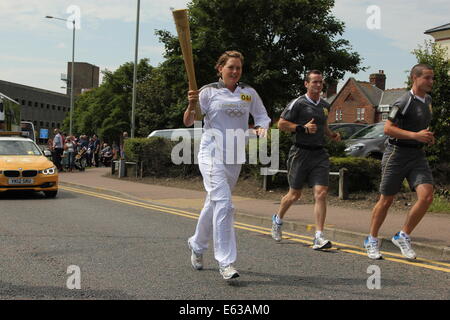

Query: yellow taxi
[[0, 135, 58, 197]]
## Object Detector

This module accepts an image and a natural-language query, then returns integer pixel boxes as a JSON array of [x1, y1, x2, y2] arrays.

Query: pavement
[[58, 167, 450, 261]]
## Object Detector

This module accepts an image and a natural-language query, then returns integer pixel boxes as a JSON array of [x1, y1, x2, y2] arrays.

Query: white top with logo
[[199, 82, 271, 164]]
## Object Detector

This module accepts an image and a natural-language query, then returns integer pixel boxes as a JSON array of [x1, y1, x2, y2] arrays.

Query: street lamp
[[131, 0, 141, 138], [46, 15, 76, 137]]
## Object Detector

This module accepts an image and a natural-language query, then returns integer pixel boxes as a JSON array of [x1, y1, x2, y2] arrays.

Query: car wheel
[[44, 190, 58, 198]]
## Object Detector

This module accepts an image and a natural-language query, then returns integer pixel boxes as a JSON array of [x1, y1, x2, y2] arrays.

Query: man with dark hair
[[271, 70, 341, 249], [364, 64, 435, 260]]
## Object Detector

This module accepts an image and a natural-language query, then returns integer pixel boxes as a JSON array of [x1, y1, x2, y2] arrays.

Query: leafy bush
[[329, 157, 381, 192], [124, 137, 200, 177]]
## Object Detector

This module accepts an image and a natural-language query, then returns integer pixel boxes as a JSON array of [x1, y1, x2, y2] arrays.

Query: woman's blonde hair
[[215, 51, 244, 76]]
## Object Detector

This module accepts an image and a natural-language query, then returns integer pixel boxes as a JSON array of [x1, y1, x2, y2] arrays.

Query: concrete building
[[326, 71, 407, 124], [0, 80, 69, 140], [66, 62, 100, 96], [0, 61, 100, 141], [425, 23, 450, 60]]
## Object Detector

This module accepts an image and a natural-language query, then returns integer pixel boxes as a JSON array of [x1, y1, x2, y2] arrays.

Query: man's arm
[[324, 124, 340, 141], [277, 118, 297, 133], [384, 120, 434, 144]]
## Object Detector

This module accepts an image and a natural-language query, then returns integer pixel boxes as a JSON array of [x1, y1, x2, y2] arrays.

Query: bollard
[[118, 159, 126, 178], [339, 168, 349, 200]]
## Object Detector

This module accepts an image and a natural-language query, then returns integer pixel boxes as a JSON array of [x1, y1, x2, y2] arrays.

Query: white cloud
[[0, 0, 190, 32], [333, 0, 450, 51]]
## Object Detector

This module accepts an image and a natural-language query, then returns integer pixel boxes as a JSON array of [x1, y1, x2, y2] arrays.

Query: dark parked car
[[344, 122, 388, 159], [329, 123, 368, 140]]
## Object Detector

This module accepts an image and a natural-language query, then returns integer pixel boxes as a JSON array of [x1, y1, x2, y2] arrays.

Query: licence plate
[[8, 178, 34, 185]]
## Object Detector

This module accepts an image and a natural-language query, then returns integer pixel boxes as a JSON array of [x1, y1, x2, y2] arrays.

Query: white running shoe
[[219, 264, 239, 280], [188, 240, 203, 270], [392, 232, 416, 259], [312, 235, 332, 250], [364, 237, 382, 260], [271, 214, 282, 242]]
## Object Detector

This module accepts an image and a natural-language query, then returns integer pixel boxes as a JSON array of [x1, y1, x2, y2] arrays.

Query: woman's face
[[219, 57, 242, 88]]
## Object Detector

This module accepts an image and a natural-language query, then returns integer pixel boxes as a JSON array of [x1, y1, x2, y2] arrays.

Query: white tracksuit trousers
[[188, 161, 241, 267]]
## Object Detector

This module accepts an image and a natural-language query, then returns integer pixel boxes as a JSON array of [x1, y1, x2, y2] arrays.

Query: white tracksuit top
[[198, 81, 271, 165]]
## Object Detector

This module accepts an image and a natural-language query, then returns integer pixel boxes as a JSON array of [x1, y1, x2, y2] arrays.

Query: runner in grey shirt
[[364, 64, 435, 260], [271, 70, 341, 250]]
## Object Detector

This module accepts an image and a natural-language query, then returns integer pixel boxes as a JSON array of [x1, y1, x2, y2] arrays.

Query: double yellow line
[[61, 185, 450, 273]]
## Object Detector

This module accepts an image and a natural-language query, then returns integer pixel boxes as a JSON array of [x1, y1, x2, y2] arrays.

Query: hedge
[[124, 134, 384, 192]]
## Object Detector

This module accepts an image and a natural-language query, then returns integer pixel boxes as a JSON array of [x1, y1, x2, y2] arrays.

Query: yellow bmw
[[0, 136, 58, 198]]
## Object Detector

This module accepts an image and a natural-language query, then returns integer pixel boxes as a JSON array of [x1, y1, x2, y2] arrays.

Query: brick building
[[326, 71, 407, 124]]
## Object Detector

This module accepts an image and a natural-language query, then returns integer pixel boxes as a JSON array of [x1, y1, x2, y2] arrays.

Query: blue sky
[[0, 0, 448, 94]]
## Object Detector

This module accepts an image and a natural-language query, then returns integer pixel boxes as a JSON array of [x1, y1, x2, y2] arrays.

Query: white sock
[[400, 230, 410, 238], [315, 231, 323, 238], [368, 235, 378, 243]]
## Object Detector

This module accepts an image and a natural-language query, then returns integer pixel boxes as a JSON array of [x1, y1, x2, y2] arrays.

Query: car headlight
[[41, 167, 56, 175], [344, 143, 365, 152]]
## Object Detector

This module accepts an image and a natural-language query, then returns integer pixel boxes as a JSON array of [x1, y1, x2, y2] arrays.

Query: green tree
[[65, 59, 153, 142], [156, 0, 364, 118], [411, 40, 450, 164]]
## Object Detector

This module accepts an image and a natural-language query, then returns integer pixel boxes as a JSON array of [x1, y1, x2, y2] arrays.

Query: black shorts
[[380, 144, 433, 195], [286, 145, 330, 190]]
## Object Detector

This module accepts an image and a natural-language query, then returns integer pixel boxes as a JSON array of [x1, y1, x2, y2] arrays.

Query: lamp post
[[131, 0, 140, 138], [46, 15, 75, 137]]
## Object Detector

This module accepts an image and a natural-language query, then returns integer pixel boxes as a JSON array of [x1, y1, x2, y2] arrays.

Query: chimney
[[324, 79, 338, 98], [369, 70, 386, 90]]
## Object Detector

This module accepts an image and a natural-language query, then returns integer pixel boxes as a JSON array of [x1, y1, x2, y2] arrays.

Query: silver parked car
[[147, 128, 203, 141], [344, 122, 388, 159], [328, 123, 368, 140]]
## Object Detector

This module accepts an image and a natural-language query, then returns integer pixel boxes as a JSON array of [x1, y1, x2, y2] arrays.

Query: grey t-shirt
[[280, 95, 330, 146], [388, 91, 432, 146]]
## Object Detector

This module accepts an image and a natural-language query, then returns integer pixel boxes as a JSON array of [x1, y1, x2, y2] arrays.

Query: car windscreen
[[350, 124, 385, 139], [0, 140, 42, 156]]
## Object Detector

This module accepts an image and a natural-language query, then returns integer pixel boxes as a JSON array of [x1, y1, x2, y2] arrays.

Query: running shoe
[[219, 264, 239, 280], [364, 236, 382, 260], [312, 235, 332, 250], [271, 214, 282, 242], [188, 240, 203, 270], [392, 232, 416, 259]]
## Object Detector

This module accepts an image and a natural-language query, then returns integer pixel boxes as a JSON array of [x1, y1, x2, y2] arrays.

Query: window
[[379, 105, 390, 112], [382, 113, 389, 121], [58, 106, 61, 111], [356, 108, 365, 121], [335, 110, 343, 121], [22, 100, 26, 105], [28, 101, 32, 106]]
